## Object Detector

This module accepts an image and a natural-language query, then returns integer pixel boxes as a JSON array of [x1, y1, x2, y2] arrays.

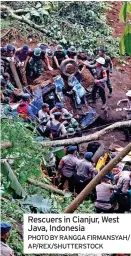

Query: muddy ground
[[1, 1, 131, 147]]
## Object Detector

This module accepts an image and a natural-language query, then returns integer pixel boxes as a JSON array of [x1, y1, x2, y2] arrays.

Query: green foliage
[[2, 1, 119, 57], [119, 2, 131, 22], [120, 24, 131, 55], [119, 2, 131, 56], [1, 119, 51, 188], [1, 161, 27, 197]]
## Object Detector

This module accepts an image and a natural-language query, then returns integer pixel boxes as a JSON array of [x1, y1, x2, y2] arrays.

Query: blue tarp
[[80, 107, 99, 129], [68, 76, 86, 105]]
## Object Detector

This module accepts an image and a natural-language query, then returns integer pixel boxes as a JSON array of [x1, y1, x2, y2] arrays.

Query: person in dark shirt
[[67, 46, 77, 61], [80, 57, 107, 109], [15, 45, 30, 86], [2, 44, 16, 58], [26, 47, 52, 78], [53, 45, 68, 69]]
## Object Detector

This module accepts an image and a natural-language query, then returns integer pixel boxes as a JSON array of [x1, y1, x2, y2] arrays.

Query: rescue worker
[[58, 145, 78, 192], [26, 47, 52, 79], [95, 175, 115, 213], [1, 44, 16, 58], [90, 47, 113, 97], [37, 43, 54, 69], [1, 78, 14, 98], [117, 90, 131, 120], [81, 57, 107, 109], [15, 45, 30, 86], [74, 152, 98, 194], [1, 45, 16, 79], [117, 90, 131, 140], [66, 46, 77, 61], [38, 103, 50, 121], [0, 222, 14, 256], [15, 45, 30, 64], [62, 113, 79, 132], [17, 93, 36, 122], [114, 167, 131, 213], [50, 102, 70, 119], [53, 45, 68, 69], [46, 112, 67, 139]]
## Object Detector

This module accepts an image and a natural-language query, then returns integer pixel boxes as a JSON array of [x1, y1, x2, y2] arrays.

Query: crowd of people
[[1, 42, 131, 198], [0, 42, 131, 256], [56, 144, 131, 214], [0, 43, 114, 108]]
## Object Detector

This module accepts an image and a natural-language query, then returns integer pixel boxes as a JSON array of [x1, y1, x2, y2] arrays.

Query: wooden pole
[[64, 142, 131, 213], [28, 178, 65, 196], [9, 61, 23, 90]]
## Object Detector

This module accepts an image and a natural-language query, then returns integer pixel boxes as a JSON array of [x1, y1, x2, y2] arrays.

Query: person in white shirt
[[117, 90, 131, 120], [50, 102, 70, 119], [95, 175, 115, 213], [38, 103, 50, 120], [114, 167, 131, 213]]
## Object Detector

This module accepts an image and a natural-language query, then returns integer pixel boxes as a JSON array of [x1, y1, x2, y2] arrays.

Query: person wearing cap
[[50, 102, 70, 119], [74, 152, 98, 194], [46, 111, 67, 139], [15, 45, 30, 86], [58, 145, 79, 191], [27, 47, 53, 78], [38, 103, 50, 120], [4, 44, 16, 58], [81, 57, 107, 109], [15, 45, 30, 63], [53, 45, 68, 69], [17, 93, 36, 121], [62, 113, 79, 132], [90, 47, 113, 98], [113, 167, 131, 213], [67, 46, 77, 61], [95, 175, 115, 213], [0, 222, 14, 256]]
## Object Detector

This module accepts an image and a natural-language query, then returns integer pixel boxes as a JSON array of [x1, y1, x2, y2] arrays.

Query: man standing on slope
[[90, 47, 113, 98]]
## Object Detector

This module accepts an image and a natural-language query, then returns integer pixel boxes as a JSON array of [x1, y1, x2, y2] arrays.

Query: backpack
[[50, 121, 61, 138]]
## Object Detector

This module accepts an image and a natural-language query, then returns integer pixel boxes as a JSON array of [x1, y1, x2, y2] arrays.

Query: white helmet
[[126, 90, 131, 97], [96, 57, 105, 65]]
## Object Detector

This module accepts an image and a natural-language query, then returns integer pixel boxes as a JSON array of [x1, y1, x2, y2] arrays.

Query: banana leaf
[[119, 2, 131, 22], [21, 195, 51, 213], [120, 24, 131, 56], [1, 160, 27, 198]]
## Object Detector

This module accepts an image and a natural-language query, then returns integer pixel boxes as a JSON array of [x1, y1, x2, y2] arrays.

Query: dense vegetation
[[1, 120, 94, 255], [1, 2, 131, 255], [2, 1, 120, 57]]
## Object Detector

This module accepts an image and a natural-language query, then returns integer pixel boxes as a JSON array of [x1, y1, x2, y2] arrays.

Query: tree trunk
[[40, 120, 131, 147], [28, 178, 65, 196], [9, 61, 23, 90], [64, 142, 131, 213], [1, 141, 12, 149]]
